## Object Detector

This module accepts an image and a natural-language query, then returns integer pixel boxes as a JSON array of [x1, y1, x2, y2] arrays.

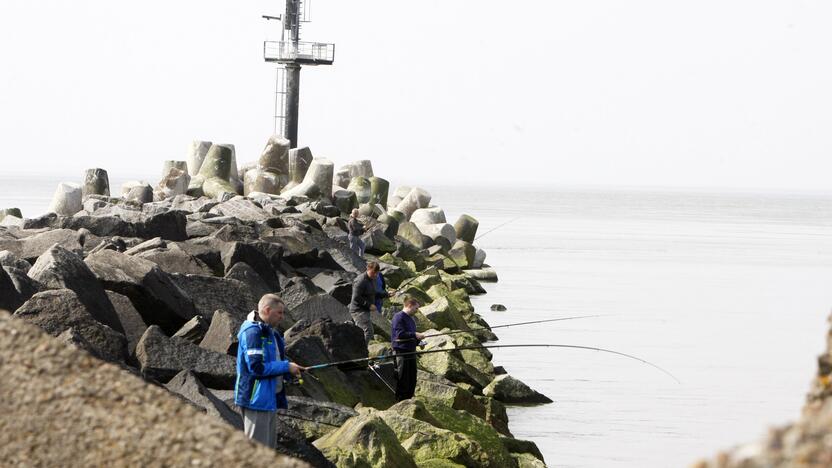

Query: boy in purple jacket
[[391, 297, 426, 401]]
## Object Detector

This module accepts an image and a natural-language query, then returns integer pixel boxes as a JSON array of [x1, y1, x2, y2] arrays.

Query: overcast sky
[[1, 1, 831, 191]]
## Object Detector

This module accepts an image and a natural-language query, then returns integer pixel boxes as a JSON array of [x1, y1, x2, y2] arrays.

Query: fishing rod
[[396, 314, 607, 343], [304, 343, 680, 384], [474, 217, 521, 242]]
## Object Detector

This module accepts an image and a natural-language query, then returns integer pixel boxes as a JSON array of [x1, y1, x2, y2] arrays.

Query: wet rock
[[83, 168, 110, 198], [490, 304, 507, 311], [501, 437, 545, 464], [105, 290, 147, 356], [172, 315, 210, 344], [165, 370, 242, 429], [199, 310, 244, 356], [313, 412, 416, 468], [478, 396, 512, 437], [482, 374, 553, 404], [85, 249, 198, 335], [28, 244, 123, 333], [170, 274, 257, 321], [135, 325, 236, 388], [14, 289, 127, 363], [48, 182, 83, 216]]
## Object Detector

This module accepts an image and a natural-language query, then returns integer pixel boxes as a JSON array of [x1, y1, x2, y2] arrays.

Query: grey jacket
[[349, 272, 377, 313]]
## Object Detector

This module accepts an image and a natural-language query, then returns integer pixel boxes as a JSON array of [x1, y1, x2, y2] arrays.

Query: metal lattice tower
[[263, 0, 335, 148]]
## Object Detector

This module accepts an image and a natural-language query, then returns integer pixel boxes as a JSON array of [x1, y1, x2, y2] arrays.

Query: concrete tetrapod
[[347, 177, 372, 204], [285, 146, 314, 192], [283, 158, 333, 202], [82, 168, 110, 198], [454, 214, 479, 243], [394, 187, 432, 220], [122, 181, 153, 204], [162, 160, 188, 176], [348, 159, 374, 178], [368, 176, 389, 208], [411, 206, 447, 226], [259, 135, 291, 174], [48, 182, 83, 216], [185, 140, 212, 176]]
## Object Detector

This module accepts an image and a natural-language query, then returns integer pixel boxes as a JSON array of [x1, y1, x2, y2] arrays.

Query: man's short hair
[[366, 261, 380, 272], [403, 296, 420, 307], [258, 294, 285, 312]]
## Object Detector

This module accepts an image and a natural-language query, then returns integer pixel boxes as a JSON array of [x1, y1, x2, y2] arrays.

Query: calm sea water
[[4, 175, 832, 467]]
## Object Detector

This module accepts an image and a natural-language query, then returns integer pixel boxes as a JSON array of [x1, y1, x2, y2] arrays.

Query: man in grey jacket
[[349, 261, 388, 346]]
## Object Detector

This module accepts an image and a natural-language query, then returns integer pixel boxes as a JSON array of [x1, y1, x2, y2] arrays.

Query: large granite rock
[[135, 325, 236, 388], [286, 319, 367, 364], [287, 295, 352, 325], [135, 244, 214, 276], [199, 310, 244, 356], [0, 311, 307, 468], [170, 273, 258, 321], [172, 315, 210, 344], [311, 270, 353, 305], [14, 289, 127, 363], [281, 396, 358, 440], [105, 290, 147, 356], [165, 370, 242, 429], [85, 249, 198, 335], [28, 244, 122, 333], [0, 267, 27, 312]]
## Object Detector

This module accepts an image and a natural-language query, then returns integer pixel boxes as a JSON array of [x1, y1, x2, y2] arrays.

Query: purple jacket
[[391, 310, 418, 352]]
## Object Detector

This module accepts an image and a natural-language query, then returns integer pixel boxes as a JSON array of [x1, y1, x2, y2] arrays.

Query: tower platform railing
[[264, 41, 335, 65]]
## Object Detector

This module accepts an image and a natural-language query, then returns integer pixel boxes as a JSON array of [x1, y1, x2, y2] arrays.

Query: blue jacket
[[374, 273, 387, 313], [234, 319, 290, 411]]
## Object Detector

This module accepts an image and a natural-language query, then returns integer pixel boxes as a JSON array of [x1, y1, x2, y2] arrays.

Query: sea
[[4, 173, 832, 467]]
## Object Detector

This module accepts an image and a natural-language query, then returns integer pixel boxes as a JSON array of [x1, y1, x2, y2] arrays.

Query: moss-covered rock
[[380, 412, 487, 467], [420, 297, 469, 331], [414, 372, 487, 419], [477, 396, 512, 436], [426, 283, 453, 301], [440, 271, 486, 295], [389, 286, 432, 308], [398, 398, 516, 468], [379, 253, 417, 277], [409, 273, 444, 292], [417, 343, 492, 390], [447, 288, 475, 319], [313, 412, 416, 468], [501, 437, 545, 463], [512, 452, 546, 468]]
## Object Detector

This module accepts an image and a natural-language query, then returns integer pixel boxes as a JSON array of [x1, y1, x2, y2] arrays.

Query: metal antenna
[[263, 0, 334, 148]]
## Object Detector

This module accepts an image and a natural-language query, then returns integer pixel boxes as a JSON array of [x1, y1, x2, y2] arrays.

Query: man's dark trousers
[[394, 350, 417, 401]]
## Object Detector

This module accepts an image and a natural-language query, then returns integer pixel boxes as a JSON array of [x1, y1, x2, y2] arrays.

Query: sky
[[1, 0, 831, 191]]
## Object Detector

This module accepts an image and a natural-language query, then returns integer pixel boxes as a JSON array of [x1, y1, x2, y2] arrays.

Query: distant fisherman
[[235, 294, 305, 448], [348, 208, 365, 258], [391, 297, 425, 401], [350, 261, 389, 347]]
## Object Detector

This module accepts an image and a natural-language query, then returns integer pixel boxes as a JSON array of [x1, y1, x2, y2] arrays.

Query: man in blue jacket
[[235, 294, 304, 448], [391, 297, 426, 401]]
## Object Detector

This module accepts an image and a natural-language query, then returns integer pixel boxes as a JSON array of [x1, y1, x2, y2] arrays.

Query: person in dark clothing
[[391, 297, 425, 401], [374, 270, 386, 314], [349, 261, 389, 346], [348, 209, 365, 257]]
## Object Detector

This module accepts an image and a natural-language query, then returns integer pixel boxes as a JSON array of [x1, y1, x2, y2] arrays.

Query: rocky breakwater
[[695, 313, 832, 467], [0, 134, 548, 467]]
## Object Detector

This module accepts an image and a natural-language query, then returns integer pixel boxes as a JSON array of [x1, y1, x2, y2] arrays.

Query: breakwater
[[0, 136, 550, 467]]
